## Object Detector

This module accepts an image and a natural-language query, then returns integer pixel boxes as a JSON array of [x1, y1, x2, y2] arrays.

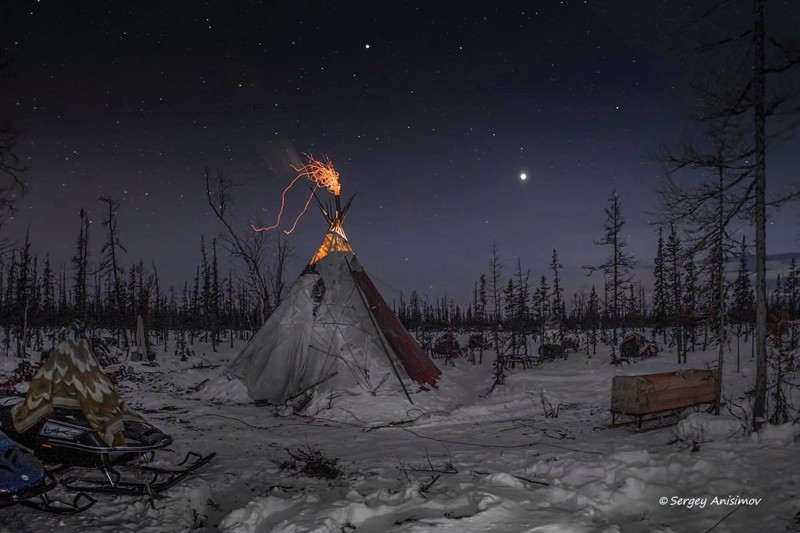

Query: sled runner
[[0, 338, 214, 497]]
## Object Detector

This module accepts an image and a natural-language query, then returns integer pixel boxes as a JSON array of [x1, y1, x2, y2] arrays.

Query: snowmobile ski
[[0, 430, 95, 514]]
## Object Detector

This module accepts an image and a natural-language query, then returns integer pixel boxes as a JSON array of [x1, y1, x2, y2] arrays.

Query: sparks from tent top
[[252, 153, 341, 235]]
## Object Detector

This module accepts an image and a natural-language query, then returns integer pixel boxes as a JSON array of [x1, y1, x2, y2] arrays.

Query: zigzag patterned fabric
[[12, 339, 143, 447]]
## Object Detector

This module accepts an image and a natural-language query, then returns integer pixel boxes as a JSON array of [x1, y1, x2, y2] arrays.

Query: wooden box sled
[[610, 369, 717, 427]]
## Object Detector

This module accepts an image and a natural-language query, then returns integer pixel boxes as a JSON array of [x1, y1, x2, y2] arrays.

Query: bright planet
[[520, 173, 527, 181]]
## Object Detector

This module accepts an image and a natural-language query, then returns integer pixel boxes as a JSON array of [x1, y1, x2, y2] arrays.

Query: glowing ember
[[252, 153, 341, 234], [292, 154, 341, 196]]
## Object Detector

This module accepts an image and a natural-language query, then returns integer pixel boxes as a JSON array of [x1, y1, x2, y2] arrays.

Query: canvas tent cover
[[12, 339, 144, 447], [228, 218, 440, 405]]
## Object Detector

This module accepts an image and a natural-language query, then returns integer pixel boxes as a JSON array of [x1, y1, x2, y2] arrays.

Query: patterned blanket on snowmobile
[[11, 339, 144, 447]]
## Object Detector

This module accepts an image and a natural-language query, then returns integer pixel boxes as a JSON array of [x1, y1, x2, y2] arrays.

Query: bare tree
[[0, 48, 26, 242], [205, 167, 291, 326], [657, 114, 752, 411], [662, 0, 800, 424], [98, 195, 128, 342], [267, 233, 292, 310]]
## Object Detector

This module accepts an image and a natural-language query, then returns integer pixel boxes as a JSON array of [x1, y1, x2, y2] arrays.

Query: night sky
[[1, 1, 798, 304]]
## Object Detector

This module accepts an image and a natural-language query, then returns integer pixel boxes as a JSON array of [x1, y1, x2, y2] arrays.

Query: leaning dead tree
[[205, 167, 291, 326]]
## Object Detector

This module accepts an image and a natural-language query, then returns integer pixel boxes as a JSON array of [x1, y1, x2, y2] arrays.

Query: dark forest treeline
[[0, 226, 262, 356], [0, 194, 796, 362], [395, 224, 799, 360]]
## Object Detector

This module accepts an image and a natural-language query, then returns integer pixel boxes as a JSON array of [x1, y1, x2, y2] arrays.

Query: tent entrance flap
[[349, 263, 441, 388], [348, 259, 413, 404]]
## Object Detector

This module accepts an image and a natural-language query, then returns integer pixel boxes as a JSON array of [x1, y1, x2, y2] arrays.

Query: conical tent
[[227, 206, 441, 405]]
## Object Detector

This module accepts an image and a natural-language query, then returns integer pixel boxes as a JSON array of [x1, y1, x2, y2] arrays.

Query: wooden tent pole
[[310, 187, 330, 223], [345, 257, 414, 405]]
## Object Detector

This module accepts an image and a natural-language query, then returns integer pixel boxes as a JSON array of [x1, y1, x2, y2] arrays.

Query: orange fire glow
[[252, 153, 341, 234], [292, 154, 341, 196]]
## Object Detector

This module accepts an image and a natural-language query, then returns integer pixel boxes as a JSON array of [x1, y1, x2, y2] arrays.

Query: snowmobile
[[0, 397, 215, 497], [0, 429, 94, 514]]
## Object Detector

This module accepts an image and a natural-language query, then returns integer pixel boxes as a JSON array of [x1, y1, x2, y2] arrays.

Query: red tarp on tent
[[351, 269, 441, 388]]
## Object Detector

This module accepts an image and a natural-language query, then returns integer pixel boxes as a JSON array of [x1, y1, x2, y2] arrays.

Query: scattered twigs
[[504, 420, 575, 441], [539, 391, 562, 419], [406, 448, 459, 475], [420, 474, 440, 495], [275, 445, 343, 481], [396, 448, 459, 499]]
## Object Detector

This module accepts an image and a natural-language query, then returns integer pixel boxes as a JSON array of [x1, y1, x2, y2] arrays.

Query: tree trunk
[[753, 0, 768, 426], [715, 170, 725, 415]]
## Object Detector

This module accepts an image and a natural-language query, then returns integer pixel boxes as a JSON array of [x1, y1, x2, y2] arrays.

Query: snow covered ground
[[1, 335, 799, 533]]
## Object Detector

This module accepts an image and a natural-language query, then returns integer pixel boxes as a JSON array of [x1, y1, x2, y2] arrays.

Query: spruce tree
[[584, 192, 637, 359], [41, 255, 54, 325], [653, 227, 667, 343], [502, 278, 516, 355], [731, 236, 753, 373], [71, 208, 90, 323], [533, 275, 550, 344], [15, 232, 32, 355], [488, 245, 504, 386], [475, 275, 487, 364], [550, 249, 564, 344], [586, 285, 599, 355], [785, 258, 798, 349], [683, 251, 698, 351], [211, 239, 221, 350], [666, 223, 685, 363], [513, 258, 530, 356]]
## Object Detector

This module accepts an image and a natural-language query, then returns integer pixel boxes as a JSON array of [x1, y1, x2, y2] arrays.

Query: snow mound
[[219, 494, 298, 533], [526, 447, 723, 517], [752, 421, 800, 446], [674, 413, 745, 443], [198, 372, 252, 403], [218, 484, 585, 533]]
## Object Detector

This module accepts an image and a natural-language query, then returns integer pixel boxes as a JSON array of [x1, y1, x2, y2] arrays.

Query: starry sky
[[1, 1, 798, 304]]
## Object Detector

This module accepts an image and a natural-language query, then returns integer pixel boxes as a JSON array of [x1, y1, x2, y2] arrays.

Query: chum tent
[[226, 196, 441, 406]]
